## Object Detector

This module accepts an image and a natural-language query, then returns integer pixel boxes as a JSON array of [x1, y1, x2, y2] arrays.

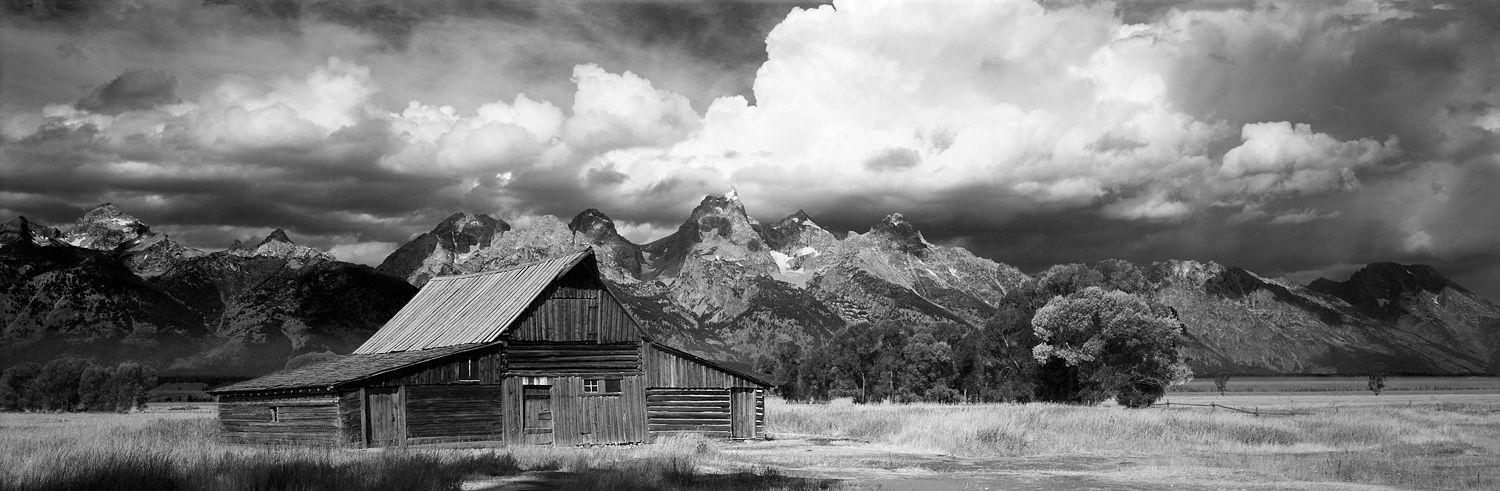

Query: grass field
[[4, 384, 1499, 490]]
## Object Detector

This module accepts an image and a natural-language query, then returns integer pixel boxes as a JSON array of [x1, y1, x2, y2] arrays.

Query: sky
[[4, 0, 1500, 302]]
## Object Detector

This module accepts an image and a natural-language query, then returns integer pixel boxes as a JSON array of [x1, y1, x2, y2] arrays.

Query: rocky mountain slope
[[373, 192, 1498, 375], [1, 207, 414, 375], [6, 196, 1497, 378]]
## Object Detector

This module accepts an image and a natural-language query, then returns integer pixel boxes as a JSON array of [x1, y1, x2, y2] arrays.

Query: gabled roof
[[355, 249, 593, 354], [209, 343, 491, 394]]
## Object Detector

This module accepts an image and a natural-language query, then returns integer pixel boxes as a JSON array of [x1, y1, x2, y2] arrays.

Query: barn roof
[[354, 249, 594, 354], [208, 343, 491, 394]]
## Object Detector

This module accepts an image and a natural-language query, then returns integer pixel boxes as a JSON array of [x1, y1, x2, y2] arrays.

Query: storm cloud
[[4, 0, 1500, 302]]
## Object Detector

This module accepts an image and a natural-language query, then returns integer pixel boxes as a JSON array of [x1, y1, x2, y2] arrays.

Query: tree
[[1214, 372, 1231, 396], [113, 361, 157, 411], [33, 358, 91, 411], [1031, 287, 1192, 407], [0, 363, 43, 411], [1367, 366, 1387, 396], [78, 363, 113, 411]]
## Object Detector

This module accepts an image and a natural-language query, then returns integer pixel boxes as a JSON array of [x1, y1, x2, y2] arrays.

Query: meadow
[[2, 383, 1497, 491]]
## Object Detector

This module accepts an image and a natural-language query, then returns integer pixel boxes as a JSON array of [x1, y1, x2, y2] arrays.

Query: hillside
[[0, 206, 415, 375], [4, 197, 1497, 378]]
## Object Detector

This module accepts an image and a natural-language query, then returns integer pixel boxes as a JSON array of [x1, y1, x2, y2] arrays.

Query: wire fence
[[1147, 401, 1311, 416]]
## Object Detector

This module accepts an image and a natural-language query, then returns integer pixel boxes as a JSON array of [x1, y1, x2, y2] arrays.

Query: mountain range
[[3, 196, 1497, 377]]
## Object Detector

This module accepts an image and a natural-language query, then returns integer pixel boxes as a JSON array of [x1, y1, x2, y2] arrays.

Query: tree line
[[757, 259, 1194, 406], [0, 358, 158, 412]]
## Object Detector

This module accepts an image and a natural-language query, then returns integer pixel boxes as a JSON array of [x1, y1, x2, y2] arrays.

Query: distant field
[[1174, 375, 1500, 393], [5, 387, 1499, 491]]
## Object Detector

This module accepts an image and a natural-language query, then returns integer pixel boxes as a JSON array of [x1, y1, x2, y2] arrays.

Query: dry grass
[[6, 395, 1497, 490], [0, 411, 832, 491], [765, 397, 1500, 489]]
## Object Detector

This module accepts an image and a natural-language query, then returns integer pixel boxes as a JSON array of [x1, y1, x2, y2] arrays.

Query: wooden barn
[[208, 249, 771, 447]]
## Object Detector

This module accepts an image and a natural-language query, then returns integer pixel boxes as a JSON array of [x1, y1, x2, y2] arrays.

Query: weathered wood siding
[[499, 375, 647, 445], [363, 349, 505, 387], [219, 393, 341, 445], [508, 268, 638, 342], [404, 385, 503, 444], [643, 344, 761, 388], [500, 376, 527, 444], [337, 391, 362, 445], [646, 388, 732, 438], [506, 342, 641, 376]]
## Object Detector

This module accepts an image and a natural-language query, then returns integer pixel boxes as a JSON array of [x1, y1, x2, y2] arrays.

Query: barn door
[[522, 386, 554, 445], [365, 387, 405, 447], [730, 388, 755, 439]]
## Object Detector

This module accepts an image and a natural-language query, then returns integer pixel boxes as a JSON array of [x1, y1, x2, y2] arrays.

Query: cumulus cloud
[[7, 0, 1500, 301], [1219, 122, 1398, 197]]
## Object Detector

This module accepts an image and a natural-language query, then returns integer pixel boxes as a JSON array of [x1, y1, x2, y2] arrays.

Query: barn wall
[[548, 375, 647, 445], [218, 393, 341, 445], [364, 349, 505, 387], [403, 385, 504, 444], [643, 345, 761, 388], [506, 342, 641, 375], [646, 388, 732, 438], [337, 391, 362, 445], [508, 268, 638, 343]]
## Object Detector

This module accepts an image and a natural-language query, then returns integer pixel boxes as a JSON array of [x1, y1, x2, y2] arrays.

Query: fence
[[1147, 401, 1309, 416]]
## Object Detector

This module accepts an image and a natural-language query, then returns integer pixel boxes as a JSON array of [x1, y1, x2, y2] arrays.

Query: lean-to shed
[[208, 249, 771, 446]]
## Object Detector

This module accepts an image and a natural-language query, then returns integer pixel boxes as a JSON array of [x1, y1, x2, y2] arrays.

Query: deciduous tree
[[1031, 287, 1192, 406]]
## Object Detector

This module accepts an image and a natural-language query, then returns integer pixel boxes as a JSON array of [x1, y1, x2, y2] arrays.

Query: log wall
[[508, 268, 638, 343], [506, 342, 641, 376], [218, 393, 341, 445], [646, 388, 732, 438], [404, 385, 503, 443], [643, 344, 762, 388]]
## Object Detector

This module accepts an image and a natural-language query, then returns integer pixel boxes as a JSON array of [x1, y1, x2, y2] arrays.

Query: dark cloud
[[74, 69, 179, 115], [4, 0, 1500, 306]]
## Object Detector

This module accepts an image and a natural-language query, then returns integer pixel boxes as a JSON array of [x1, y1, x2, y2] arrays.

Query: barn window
[[583, 378, 621, 394], [269, 407, 279, 422], [457, 358, 480, 382]]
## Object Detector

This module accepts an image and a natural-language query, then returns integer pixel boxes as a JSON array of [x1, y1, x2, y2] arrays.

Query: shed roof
[[209, 343, 490, 394], [355, 249, 593, 354]]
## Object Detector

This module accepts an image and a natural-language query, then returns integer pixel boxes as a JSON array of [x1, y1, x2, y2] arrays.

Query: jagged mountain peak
[[65, 202, 153, 251], [1308, 262, 1473, 322], [436, 212, 504, 233], [375, 211, 510, 286], [1, 216, 66, 249], [868, 212, 929, 257], [569, 208, 618, 238], [81, 202, 127, 218], [763, 209, 836, 256], [229, 228, 333, 262], [261, 228, 293, 245]]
